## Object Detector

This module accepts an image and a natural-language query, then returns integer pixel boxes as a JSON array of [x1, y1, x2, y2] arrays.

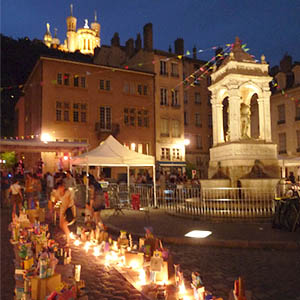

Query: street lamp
[[184, 139, 190, 146]]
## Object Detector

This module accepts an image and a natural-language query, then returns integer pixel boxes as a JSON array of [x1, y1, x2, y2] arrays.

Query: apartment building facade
[[271, 57, 300, 178], [17, 56, 155, 174]]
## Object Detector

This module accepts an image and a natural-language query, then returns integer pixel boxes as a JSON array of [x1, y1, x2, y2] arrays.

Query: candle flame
[[93, 246, 101, 257], [129, 260, 139, 269], [69, 232, 76, 240], [74, 239, 81, 246], [179, 282, 186, 295], [84, 241, 91, 253], [139, 269, 146, 285]]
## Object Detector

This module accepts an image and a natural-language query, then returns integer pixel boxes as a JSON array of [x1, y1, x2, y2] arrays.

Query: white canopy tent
[[71, 135, 157, 206]]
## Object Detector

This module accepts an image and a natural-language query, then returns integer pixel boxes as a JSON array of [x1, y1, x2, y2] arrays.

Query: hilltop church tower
[[43, 4, 101, 55]]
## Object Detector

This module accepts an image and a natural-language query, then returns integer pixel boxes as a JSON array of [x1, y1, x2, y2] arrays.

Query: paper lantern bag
[[31, 273, 61, 300]]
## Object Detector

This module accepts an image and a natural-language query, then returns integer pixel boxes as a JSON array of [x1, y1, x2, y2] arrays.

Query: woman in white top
[[9, 178, 23, 219], [55, 180, 76, 246]]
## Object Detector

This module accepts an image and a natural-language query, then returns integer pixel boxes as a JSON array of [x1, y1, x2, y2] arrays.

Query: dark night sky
[[1, 0, 300, 67]]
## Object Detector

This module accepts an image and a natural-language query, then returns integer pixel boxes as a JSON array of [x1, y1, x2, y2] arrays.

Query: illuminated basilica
[[43, 4, 100, 55]]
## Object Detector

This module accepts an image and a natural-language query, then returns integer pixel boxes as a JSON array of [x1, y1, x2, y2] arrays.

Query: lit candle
[[139, 269, 146, 285], [84, 241, 91, 253], [93, 246, 100, 257], [74, 239, 81, 246]]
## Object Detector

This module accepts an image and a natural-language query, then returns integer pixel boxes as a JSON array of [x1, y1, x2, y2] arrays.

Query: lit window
[[100, 106, 112, 130], [161, 118, 169, 137], [160, 88, 168, 105], [172, 120, 180, 137], [171, 90, 179, 106], [161, 148, 170, 160]]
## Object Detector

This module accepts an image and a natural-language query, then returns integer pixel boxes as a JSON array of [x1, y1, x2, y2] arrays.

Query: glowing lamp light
[[179, 282, 186, 295], [63, 155, 69, 161], [184, 139, 190, 146], [41, 133, 51, 143], [131, 143, 136, 151], [139, 269, 146, 285], [84, 241, 91, 253], [129, 260, 139, 269], [74, 239, 81, 246], [93, 246, 101, 257], [184, 230, 212, 238], [69, 232, 76, 240]]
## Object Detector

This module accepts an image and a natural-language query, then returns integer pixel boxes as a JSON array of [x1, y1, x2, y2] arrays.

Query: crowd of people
[[1, 169, 106, 247]]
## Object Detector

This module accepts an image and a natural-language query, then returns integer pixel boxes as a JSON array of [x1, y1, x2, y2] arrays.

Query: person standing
[[55, 180, 75, 246], [88, 176, 105, 227], [64, 170, 76, 189], [9, 178, 23, 219], [46, 172, 54, 201], [25, 173, 34, 209]]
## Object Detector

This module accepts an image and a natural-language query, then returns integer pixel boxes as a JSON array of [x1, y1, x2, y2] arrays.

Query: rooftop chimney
[[193, 45, 197, 59], [143, 23, 153, 51], [135, 33, 142, 51], [111, 32, 120, 47], [174, 38, 184, 55], [125, 38, 135, 57]]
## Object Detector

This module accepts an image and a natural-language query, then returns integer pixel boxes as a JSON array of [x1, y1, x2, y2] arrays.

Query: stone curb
[[106, 223, 300, 250]]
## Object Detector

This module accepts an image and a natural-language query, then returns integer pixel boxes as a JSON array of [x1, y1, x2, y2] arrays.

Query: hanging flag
[[124, 66, 129, 70], [242, 44, 247, 49], [86, 71, 91, 75], [51, 80, 57, 84], [138, 63, 143, 67], [177, 55, 183, 59], [186, 50, 191, 56], [281, 90, 285, 95], [198, 49, 204, 53], [200, 67, 204, 72], [190, 83, 195, 87], [190, 75, 195, 79]]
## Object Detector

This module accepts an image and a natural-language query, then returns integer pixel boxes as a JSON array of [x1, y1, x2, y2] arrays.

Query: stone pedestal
[[208, 141, 280, 186]]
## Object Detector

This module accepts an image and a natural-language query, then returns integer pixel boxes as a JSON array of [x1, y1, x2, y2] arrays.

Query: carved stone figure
[[240, 103, 251, 138]]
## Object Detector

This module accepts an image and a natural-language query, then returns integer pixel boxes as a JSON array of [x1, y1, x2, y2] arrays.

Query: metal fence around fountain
[[74, 184, 275, 219]]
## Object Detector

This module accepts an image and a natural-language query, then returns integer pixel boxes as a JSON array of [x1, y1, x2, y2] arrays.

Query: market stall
[[71, 135, 157, 207]]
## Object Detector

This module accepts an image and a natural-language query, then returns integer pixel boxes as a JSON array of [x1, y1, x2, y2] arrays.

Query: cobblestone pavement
[[53, 228, 148, 300], [167, 243, 300, 300]]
